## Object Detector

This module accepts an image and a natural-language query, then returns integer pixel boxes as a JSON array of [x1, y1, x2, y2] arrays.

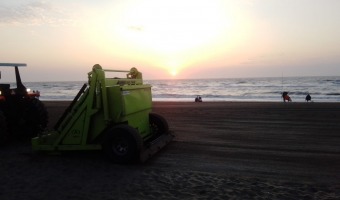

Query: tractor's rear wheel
[[10, 98, 48, 139], [0, 110, 9, 144], [149, 112, 169, 137], [102, 125, 143, 164]]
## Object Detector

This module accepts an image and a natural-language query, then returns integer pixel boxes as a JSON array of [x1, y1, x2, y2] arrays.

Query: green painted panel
[[62, 111, 86, 144], [122, 86, 152, 115], [106, 86, 122, 122]]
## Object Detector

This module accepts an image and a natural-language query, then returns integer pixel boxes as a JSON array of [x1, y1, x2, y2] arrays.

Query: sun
[[164, 59, 181, 77], [170, 69, 178, 77], [84, 0, 261, 79]]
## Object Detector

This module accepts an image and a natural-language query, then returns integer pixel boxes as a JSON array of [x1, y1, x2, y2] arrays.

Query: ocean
[[21, 76, 340, 102]]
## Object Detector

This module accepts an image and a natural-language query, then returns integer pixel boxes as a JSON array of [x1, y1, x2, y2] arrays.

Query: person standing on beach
[[282, 92, 292, 102], [195, 95, 202, 102], [305, 94, 311, 102]]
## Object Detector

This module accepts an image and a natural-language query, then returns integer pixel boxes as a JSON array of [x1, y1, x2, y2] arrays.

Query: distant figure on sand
[[305, 94, 311, 102], [282, 92, 292, 102], [195, 95, 202, 102]]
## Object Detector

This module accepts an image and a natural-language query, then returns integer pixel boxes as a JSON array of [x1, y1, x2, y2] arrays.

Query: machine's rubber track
[[140, 131, 174, 162]]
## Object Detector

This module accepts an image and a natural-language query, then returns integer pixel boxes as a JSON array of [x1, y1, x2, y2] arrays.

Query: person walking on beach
[[305, 94, 311, 102], [282, 92, 292, 102]]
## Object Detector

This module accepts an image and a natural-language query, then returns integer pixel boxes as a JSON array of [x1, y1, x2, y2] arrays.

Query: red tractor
[[0, 63, 48, 143]]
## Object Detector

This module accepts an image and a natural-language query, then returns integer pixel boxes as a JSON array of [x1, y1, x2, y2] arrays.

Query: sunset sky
[[1, 0, 340, 81]]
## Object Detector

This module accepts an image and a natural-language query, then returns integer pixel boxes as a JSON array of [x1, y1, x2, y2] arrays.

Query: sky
[[0, 0, 340, 81]]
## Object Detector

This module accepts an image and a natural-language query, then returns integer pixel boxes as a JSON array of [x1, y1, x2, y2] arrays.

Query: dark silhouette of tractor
[[0, 63, 48, 143]]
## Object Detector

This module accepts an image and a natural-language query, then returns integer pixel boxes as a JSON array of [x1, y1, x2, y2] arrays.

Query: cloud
[[0, 1, 76, 26], [127, 26, 144, 32]]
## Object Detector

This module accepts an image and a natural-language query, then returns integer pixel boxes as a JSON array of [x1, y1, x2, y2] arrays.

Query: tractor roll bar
[[0, 63, 27, 67], [103, 69, 130, 73]]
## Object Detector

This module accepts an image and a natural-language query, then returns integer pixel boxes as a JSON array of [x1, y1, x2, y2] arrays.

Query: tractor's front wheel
[[9, 98, 48, 139], [102, 125, 143, 164], [0, 110, 9, 144], [12, 98, 48, 138]]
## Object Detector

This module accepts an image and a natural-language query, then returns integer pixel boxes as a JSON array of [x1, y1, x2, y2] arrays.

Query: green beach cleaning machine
[[32, 64, 173, 163]]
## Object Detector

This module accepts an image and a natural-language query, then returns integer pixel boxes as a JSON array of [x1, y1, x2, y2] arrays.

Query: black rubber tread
[[10, 98, 48, 138], [149, 112, 169, 137], [102, 124, 143, 164]]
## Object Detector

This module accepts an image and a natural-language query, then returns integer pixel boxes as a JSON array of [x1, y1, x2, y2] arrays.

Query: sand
[[0, 101, 339, 200]]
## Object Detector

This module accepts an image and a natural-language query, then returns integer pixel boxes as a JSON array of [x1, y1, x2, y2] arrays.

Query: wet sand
[[1, 101, 339, 199]]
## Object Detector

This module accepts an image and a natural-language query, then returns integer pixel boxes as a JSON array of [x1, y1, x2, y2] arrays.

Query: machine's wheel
[[149, 112, 169, 136], [0, 110, 9, 144], [102, 125, 143, 164], [11, 98, 48, 138]]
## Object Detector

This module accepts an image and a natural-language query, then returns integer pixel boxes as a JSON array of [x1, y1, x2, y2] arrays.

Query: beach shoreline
[[1, 101, 339, 199]]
